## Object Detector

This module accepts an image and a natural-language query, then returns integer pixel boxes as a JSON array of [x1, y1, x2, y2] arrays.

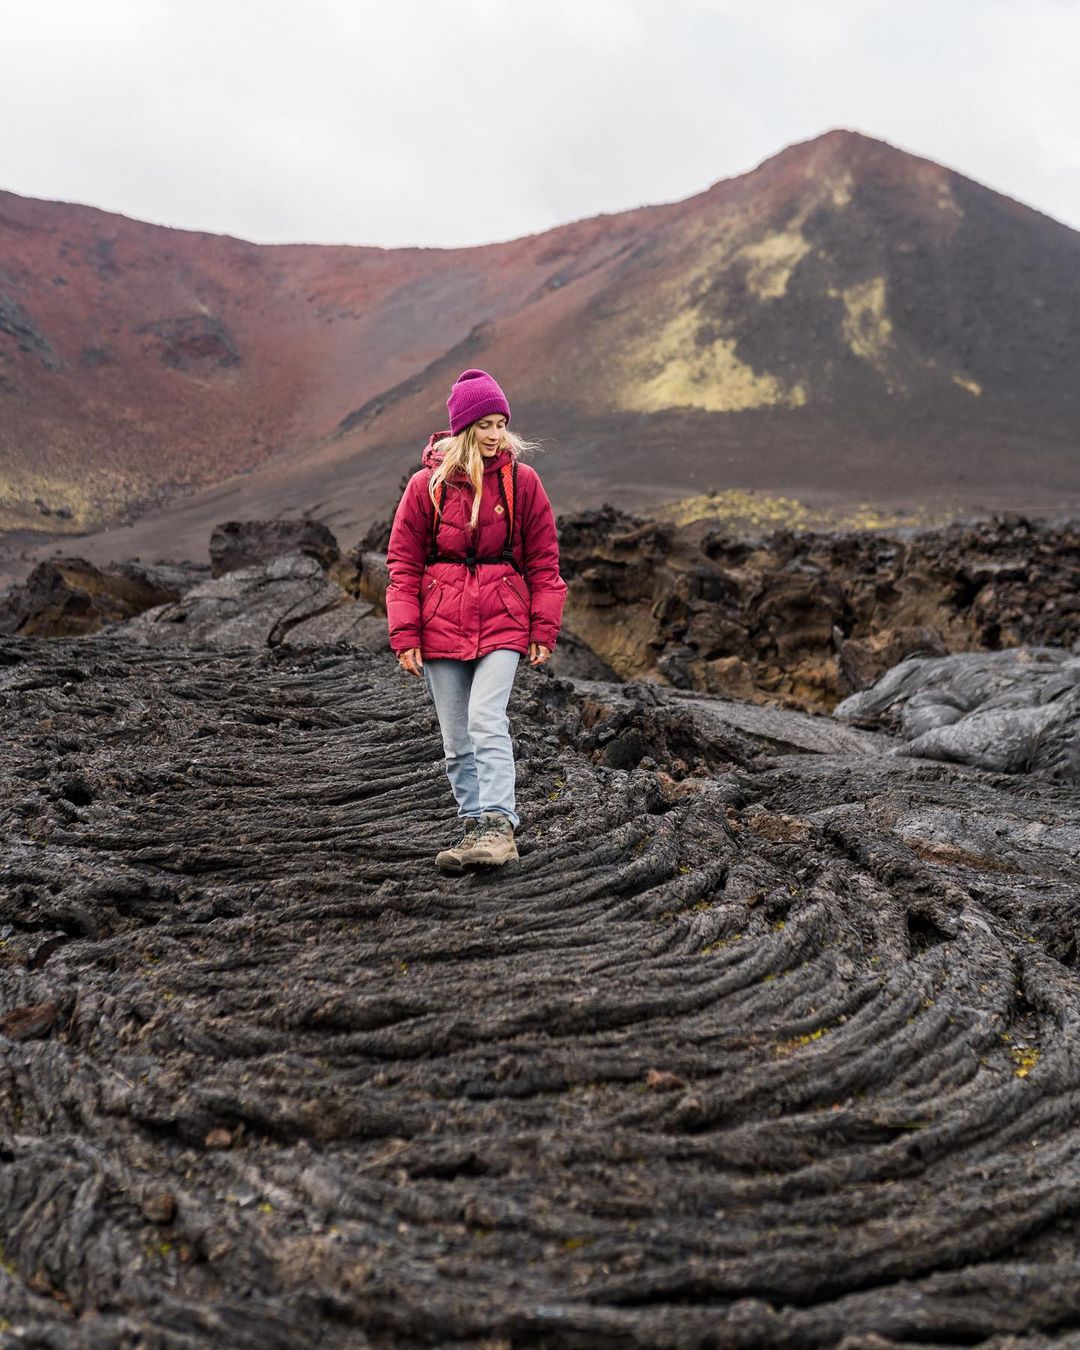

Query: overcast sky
[[3, 0, 1078, 249]]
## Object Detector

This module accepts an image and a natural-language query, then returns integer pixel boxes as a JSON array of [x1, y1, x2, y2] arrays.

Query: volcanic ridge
[[2, 127, 1080, 589]]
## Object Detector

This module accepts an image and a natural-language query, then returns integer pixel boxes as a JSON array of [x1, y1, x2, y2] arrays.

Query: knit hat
[[446, 368, 511, 436]]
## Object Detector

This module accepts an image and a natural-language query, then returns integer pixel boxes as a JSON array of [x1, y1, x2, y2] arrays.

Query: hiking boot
[[435, 817, 481, 872], [458, 812, 519, 867]]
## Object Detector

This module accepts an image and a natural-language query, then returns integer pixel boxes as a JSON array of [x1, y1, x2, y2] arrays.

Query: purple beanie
[[446, 368, 511, 436]]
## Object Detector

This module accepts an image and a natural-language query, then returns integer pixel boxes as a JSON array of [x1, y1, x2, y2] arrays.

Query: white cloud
[[0, 0, 1077, 246]]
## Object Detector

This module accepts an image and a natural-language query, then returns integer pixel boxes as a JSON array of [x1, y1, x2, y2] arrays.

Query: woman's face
[[474, 415, 507, 457]]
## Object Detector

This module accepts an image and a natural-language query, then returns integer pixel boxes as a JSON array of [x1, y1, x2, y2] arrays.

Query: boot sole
[[436, 851, 518, 871]]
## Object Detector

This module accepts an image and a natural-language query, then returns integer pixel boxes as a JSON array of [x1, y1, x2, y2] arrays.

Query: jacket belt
[[429, 549, 523, 575]]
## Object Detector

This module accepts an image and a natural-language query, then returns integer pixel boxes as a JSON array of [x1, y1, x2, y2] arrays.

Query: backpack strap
[[494, 459, 523, 573], [426, 478, 447, 566], [496, 460, 513, 545], [506, 460, 517, 538]]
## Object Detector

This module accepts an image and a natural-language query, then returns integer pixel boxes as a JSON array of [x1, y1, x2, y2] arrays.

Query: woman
[[386, 368, 567, 870]]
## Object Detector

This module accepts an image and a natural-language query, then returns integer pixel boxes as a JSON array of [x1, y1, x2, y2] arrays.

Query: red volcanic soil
[[2, 128, 1080, 582]]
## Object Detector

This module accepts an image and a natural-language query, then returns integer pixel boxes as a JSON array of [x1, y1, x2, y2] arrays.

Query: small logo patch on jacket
[[495, 504, 504, 515]]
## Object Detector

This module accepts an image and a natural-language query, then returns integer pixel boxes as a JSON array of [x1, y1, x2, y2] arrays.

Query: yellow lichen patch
[[622, 308, 806, 414], [658, 490, 813, 529], [655, 491, 946, 534], [841, 277, 894, 370], [910, 161, 963, 220], [828, 172, 854, 208], [701, 934, 742, 955], [935, 180, 963, 219], [736, 229, 812, 301], [774, 1027, 828, 1056], [952, 374, 981, 396], [838, 502, 939, 531]]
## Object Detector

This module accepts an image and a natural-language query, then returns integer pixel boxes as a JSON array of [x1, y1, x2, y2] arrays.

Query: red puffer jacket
[[386, 433, 567, 660]]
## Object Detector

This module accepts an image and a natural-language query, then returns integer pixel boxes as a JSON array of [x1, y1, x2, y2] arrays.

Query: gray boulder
[[123, 552, 378, 650], [835, 647, 1080, 781]]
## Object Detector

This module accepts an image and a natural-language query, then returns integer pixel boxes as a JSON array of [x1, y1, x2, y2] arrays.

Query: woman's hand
[[398, 647, 424, 677], [528, 642, 551, 667]]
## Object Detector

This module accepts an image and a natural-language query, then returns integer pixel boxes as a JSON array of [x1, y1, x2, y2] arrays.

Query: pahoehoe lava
[[2, 633, 1080, 1347]]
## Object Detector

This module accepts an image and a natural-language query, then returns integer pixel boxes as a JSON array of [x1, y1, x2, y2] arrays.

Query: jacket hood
[[422, 431, 513, 475]]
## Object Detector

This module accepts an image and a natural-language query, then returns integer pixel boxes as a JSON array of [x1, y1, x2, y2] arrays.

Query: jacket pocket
[[421, 579, 445, 623], [499, 575, 529, 624]]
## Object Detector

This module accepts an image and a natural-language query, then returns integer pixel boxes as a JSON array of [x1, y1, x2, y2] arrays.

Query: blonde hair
[[428, 422, 544, 530]]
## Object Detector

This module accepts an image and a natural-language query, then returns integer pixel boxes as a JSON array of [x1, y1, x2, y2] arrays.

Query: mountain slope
[[2, 128, 1079, 560]]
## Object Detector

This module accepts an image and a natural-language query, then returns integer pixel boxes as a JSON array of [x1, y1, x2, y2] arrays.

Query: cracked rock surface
[[122, 552, 388, 653], [2, 634, 1080, 1346]]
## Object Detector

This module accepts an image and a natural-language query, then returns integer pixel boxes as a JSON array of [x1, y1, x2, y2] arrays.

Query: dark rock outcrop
[[0, 556, 197, 637], [2, 629, 1080, 1344], [134, 314, 241, 373], [557, 510, 1080, 709], [353, 550, 389, 612], [835, 623, 950, 692], [0, 290, 59, 370], [209, 519, 341, 579]]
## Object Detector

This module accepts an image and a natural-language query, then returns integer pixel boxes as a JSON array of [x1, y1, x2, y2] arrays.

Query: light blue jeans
[[423, 650, 521, 828]]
